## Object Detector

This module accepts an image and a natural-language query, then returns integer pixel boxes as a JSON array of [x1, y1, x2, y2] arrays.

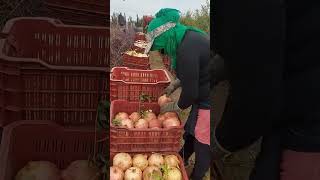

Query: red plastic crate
[[44, 0, 108, 15], [110, 100, 183, 152], [122, 52, 149, 66], [1, 17, 109, 67], [122, 62, 150, 70], [0, 58, 109, 127], [161, 55, 176, 76], [143, 16, 153, 29], [110, 152, 189, 180], [110, 67, 170, 102], [0, 121, 107, 180]]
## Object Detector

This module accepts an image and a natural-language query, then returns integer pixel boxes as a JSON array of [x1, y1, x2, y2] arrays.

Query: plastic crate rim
[[110, 67, 171, 84], [0, 39, 109, 72]]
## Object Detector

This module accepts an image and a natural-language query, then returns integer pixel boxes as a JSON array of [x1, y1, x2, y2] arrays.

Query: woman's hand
[[160, 101, 182, 114], [163, 79, 181, 96]]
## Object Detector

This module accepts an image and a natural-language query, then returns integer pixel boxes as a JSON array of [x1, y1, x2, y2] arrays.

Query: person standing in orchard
[[144, 8, 211, 179]]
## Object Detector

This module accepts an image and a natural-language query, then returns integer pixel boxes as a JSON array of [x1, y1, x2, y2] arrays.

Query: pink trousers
[[195, 109, 210, 145]]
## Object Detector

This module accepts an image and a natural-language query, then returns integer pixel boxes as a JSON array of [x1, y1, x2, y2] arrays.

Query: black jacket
[[176, 30, 211, 136], [176, 30, 211, 110]]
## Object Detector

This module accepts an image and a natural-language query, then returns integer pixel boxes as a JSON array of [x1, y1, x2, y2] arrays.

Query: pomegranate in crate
[[110, 152, 189, 180], [110, 100, 183, 152], [122, 50, 149, 68], [132, 40, 147, 53], [110, 67, 170, 102], [0, 121, 107, 180], [134, 32, 146, 41]]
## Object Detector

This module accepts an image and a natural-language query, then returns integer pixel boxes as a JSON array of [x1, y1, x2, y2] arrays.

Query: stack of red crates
[[0, 17, 109, 126], [0, 17, 109, 179], [109, 67, 188, 179]]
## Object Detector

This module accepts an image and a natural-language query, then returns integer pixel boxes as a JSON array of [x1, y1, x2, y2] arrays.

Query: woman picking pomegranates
[[144, 8, 211, 180]]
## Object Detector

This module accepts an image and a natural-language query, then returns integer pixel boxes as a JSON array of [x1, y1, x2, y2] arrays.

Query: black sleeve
[[176, 41, 200, 109]]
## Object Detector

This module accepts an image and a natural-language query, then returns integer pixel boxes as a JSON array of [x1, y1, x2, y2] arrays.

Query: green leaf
[[112, 119, 121, 126]]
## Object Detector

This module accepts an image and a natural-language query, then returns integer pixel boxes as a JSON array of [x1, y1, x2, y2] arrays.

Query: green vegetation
[[180, 0, 210, 33]]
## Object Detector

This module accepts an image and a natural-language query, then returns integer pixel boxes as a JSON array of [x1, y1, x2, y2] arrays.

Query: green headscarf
[[147, 8, 206, 69]]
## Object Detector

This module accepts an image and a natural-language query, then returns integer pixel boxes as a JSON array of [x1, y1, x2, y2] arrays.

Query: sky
[[110, 0, 208, 20]]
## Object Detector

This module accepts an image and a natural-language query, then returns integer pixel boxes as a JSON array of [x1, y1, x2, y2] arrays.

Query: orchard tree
[[180, 0, 210, 32]]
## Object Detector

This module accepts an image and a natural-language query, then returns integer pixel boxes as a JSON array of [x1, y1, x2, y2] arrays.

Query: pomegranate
[[113, 153, 132, 171], [164, 155, 180, 168], [162, 117, 180, 128], [164, 167, 182, 180], [143, 111, 157, 122], [110, 166, 124, 180], [157, 114, 166, 123], [148, 119, 162, 129], [132, 154, 148, 171], [164, 112, 178, 119], [124, 167, 142, 180], [15, 161, 60, 180], [61, 160, 100, 180], [143, 166, 162, 180], [129, 112, 141, 123], [115, 112, 129, 120], [121, 119, 134, 129], [134, 119, 148, 129], [158, 95, 172, 106], [148, 153, 164, 167]]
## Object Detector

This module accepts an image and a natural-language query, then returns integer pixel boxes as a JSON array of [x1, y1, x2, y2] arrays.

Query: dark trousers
[[179, 133, 211, 180]]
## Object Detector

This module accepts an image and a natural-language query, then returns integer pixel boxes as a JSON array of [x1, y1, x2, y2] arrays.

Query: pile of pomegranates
[[112, 110, 180, 129], [112, 95, 181, 129], [110, 152, 183, 180]]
